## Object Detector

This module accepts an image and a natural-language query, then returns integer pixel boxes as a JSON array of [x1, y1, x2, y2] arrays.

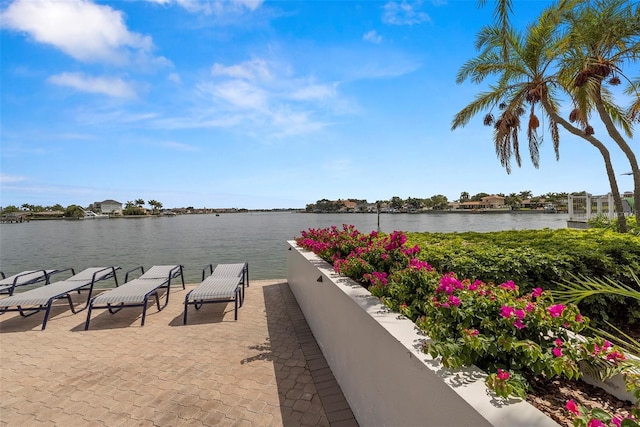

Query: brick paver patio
[[0, 280, 357, 427]]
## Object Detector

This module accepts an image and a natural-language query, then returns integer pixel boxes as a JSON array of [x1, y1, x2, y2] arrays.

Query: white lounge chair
[[183, 263, 248, 324], [84, 265, 184, 329], [0, 269, 59, 296], [0, 267, 120, 330]]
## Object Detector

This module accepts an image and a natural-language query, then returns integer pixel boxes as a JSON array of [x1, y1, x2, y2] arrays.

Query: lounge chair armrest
[[91, 266, 120, 285], [125, 266, 145, 282], [47, 268, 76, 283], [202, 264, 214, 281]]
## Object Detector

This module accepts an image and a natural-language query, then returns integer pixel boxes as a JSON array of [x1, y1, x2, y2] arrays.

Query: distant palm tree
[[148, 200, 163, 215], [452, 0, 630, 232]]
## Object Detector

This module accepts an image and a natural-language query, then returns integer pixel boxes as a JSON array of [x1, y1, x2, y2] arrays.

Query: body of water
[[0, 212, 569, 284]]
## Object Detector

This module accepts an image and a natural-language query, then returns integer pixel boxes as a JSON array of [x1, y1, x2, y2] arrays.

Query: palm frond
[[554, 270, 640, 305]]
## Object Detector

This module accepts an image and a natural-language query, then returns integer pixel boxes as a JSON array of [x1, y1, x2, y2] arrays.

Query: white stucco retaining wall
[[287, 241, 559, 427]]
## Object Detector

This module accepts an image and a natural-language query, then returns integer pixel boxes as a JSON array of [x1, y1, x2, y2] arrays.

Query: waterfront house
[[91, 200, 123, 215], [459, 195, 506, 210]]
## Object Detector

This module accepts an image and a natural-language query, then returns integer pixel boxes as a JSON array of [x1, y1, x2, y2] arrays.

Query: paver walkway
[[0, 280, 358, 427]]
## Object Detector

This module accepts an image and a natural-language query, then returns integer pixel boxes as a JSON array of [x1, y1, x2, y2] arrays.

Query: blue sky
[[1, 0, 636, 209]]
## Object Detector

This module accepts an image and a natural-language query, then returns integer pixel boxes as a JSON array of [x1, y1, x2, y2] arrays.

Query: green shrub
[[406, 229, 640, 327]]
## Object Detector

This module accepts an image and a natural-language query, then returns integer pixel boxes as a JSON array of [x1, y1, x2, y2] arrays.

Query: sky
[[0, 0, 636, 209]]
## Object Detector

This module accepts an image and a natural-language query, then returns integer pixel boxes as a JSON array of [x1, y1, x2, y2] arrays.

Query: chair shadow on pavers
[[259, 282, 359, 427]]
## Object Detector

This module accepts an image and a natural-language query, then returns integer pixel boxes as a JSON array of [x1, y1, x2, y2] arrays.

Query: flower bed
[[291, 225, 638, 427]]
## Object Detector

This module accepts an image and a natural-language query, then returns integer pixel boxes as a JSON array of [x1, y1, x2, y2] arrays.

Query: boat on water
[[81, 208, 110, 219]]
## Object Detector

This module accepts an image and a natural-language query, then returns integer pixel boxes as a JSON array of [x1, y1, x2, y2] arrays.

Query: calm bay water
[[0, 212, 569, 284]]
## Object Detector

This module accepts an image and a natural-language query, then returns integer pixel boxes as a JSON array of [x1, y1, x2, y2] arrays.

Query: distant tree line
[[1, 198, 164, 218], [306, 191, 587, 213]]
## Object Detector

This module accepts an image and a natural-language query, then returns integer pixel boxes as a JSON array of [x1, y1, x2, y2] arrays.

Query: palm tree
[[452, 0, 629, 232], [557, 0, 640, 215], [148, 200, 162, 215]]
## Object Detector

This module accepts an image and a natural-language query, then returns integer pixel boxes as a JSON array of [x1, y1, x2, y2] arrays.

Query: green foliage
[[296, 225, 636, 402], [406, 228, 640, 327], [589, 215, 639, 235], [1, 205, 20, 214], [63, 205, 85, 218]]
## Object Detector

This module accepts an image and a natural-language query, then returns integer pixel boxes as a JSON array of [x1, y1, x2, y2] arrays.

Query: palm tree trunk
[[540, 97, 628, 233], [594, 84, 640, 215]]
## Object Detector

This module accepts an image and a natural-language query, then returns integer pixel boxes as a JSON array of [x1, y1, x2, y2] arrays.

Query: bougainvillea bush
[[295, 225, 638, 426]]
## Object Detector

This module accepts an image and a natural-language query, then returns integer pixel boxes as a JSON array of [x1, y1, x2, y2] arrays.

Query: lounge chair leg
[[183, 295, 189, 325], [65, 294, 76, 314], [84, 302, 94, 330], [141, 297, 149, 327], [41, 303, 53, 330], [234, 291, 238, 321]]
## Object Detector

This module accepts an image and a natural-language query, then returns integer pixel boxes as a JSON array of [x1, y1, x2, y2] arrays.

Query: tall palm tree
[[557, 0, 640, 214], [452, 0, 629, 232]]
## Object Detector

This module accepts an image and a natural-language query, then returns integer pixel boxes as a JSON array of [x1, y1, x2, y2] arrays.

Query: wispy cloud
[[383, 0, 431, 25], [48, 72, 136, 98], [161, 141, 200, 151], [363, 30, 383, 44], [145, 0, 264, 14], [211, 58, 272, 81], [1, 0, 158, 65], [171, 57, 343, 137], [0, 174, 27, 184]]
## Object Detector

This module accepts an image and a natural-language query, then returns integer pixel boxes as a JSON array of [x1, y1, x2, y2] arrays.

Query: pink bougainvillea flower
[[464, 328, 479, 336], [612, 416, 622, 427], [531, 288, 543, 298], [500, 306, 515, 318], [468, 280, 481, 291], [553, 347, 563, 357], [514, 309, 526, 320], [565, 400, 580, 415], [437, 274, 463, 295], [496, 369, 510, 381], [548, 304, 566, 318], [587, 419, 606, 427], [606, 351, 626, 364], [500, 280, 518, 292], [602, 340, 611, 351], [554, 338, 563, 347], [525, 302, 535, 312], [575, 314, 584, 323], [448, 295, 461, 307], [513, 319, 526, 330]]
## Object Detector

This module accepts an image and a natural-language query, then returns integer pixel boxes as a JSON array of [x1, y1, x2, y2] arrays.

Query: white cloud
[[160, 57, 348, 137], [147, 0, 264, 14], [0, 174, 27, 183], [168, 72, 182, 84], [289, 83, 337, 101], [383, 0, 431, 25], [48, 72, 136, 98], [211, 58, 272, 81], [1, 0, 153, 64], [212, 80, 268, 110], [162, 141, 200, 151], [363, 30, 383, 44]]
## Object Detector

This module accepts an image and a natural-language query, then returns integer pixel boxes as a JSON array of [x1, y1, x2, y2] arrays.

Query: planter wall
[[287, 241, 559, 427]]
